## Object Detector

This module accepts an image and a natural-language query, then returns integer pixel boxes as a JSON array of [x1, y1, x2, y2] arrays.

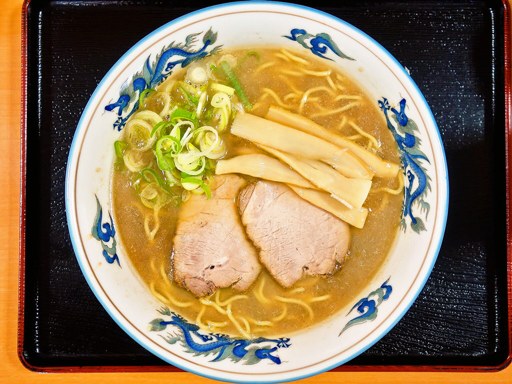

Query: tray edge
[[16, 0, 512, 373]]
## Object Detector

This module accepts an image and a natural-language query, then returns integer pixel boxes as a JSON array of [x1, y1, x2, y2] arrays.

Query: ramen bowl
[[65, 1, 448, 382]]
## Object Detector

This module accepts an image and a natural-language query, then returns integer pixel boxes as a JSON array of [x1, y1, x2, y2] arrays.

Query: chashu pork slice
[[239, 181, 351, 288], [172, 175, 261, 297]]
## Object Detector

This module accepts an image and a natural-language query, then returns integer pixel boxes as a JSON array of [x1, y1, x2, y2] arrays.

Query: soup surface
[[113, 47, 403, 337]]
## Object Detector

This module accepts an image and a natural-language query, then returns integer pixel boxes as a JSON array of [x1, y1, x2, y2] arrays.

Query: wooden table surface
[[1, 0, 511, 382]]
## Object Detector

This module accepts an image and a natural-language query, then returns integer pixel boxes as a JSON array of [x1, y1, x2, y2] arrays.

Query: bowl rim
[[65, 1, 449, 382]]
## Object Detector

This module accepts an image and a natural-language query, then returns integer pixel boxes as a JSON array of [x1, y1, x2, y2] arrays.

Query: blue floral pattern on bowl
[[339, 279, 392, 336], [284, 29, 354, 61], [105, 29, 222, 131], [149, 307, 291, 364], [92, 195, 120, 267], [379, 97, 431, 233]]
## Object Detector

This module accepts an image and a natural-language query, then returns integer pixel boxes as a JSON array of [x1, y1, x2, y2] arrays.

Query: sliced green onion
[[181, 189, 191, 202], [209, 63, 219, 78], [123, 149, 147, 172], [180, 80, 204, 95], [164, 170, 180, 186], [180, 126, 194, 147], [140, 168, 169, 191], [175, 158, 205, 175], [246, 50, 260, 60], [160, 135, 181, 153], [155, 91, 172, 117], [186, 66, 208, 85], [178, 86, 197, 107], [170, 107, 197, 122], [133, 110, 162, 126], [236, 50, 260, 68], [175, 145, 206, 175], [140, 184, 161, 208], [120, 67, 239, 206], [178, 81, 203, 106], [140, 184, 159, 200], [211, 92, 230, 109], [155, 136, 180, 171], [200, 182, 212, 198], [125, 119, 154, 151], [219, 60, 252, 110], [175, 155, 205, 175], [210, 82, 235, 96], [169, 120, 193, 142], [201, 108, 215, 123], [114, 140, 127, 159], [196, 91, 207, 117], [216, 106, 231, 132], [155, 152, 175, 172], [203, 136, 226, 160], [194, 126, 226, 159], [180, 176, 212, 199], [180, 176, 203, 190], [150, 121, 173, 138], [138, 88, 155, 108], [205, 158, 216, 172]]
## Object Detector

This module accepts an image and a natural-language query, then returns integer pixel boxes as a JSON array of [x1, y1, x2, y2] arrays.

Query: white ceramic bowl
[[65, 2, 449, 382]]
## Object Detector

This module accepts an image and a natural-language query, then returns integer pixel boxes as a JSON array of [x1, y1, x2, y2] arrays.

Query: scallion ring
[[211, 92, 230, 109], [123, 149, 147, 172], [125, 119, 155, 151]]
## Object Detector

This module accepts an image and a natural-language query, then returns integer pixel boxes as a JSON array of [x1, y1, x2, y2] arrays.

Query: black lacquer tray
[[20, 0, 511, 372]]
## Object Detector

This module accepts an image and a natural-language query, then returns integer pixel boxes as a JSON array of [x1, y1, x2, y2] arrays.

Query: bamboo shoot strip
[[230, 113, 372, 180], [259, 145, 372, 210], [265, 106, 400, 178], [289, 186, 368, 228], [215, 154, 316, 189]]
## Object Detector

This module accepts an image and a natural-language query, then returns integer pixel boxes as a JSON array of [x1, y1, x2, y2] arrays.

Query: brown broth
[[112, 48, 403, 337]]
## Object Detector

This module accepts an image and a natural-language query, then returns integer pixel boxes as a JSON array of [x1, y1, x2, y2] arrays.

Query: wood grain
[[0, 0, 510, 382]]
